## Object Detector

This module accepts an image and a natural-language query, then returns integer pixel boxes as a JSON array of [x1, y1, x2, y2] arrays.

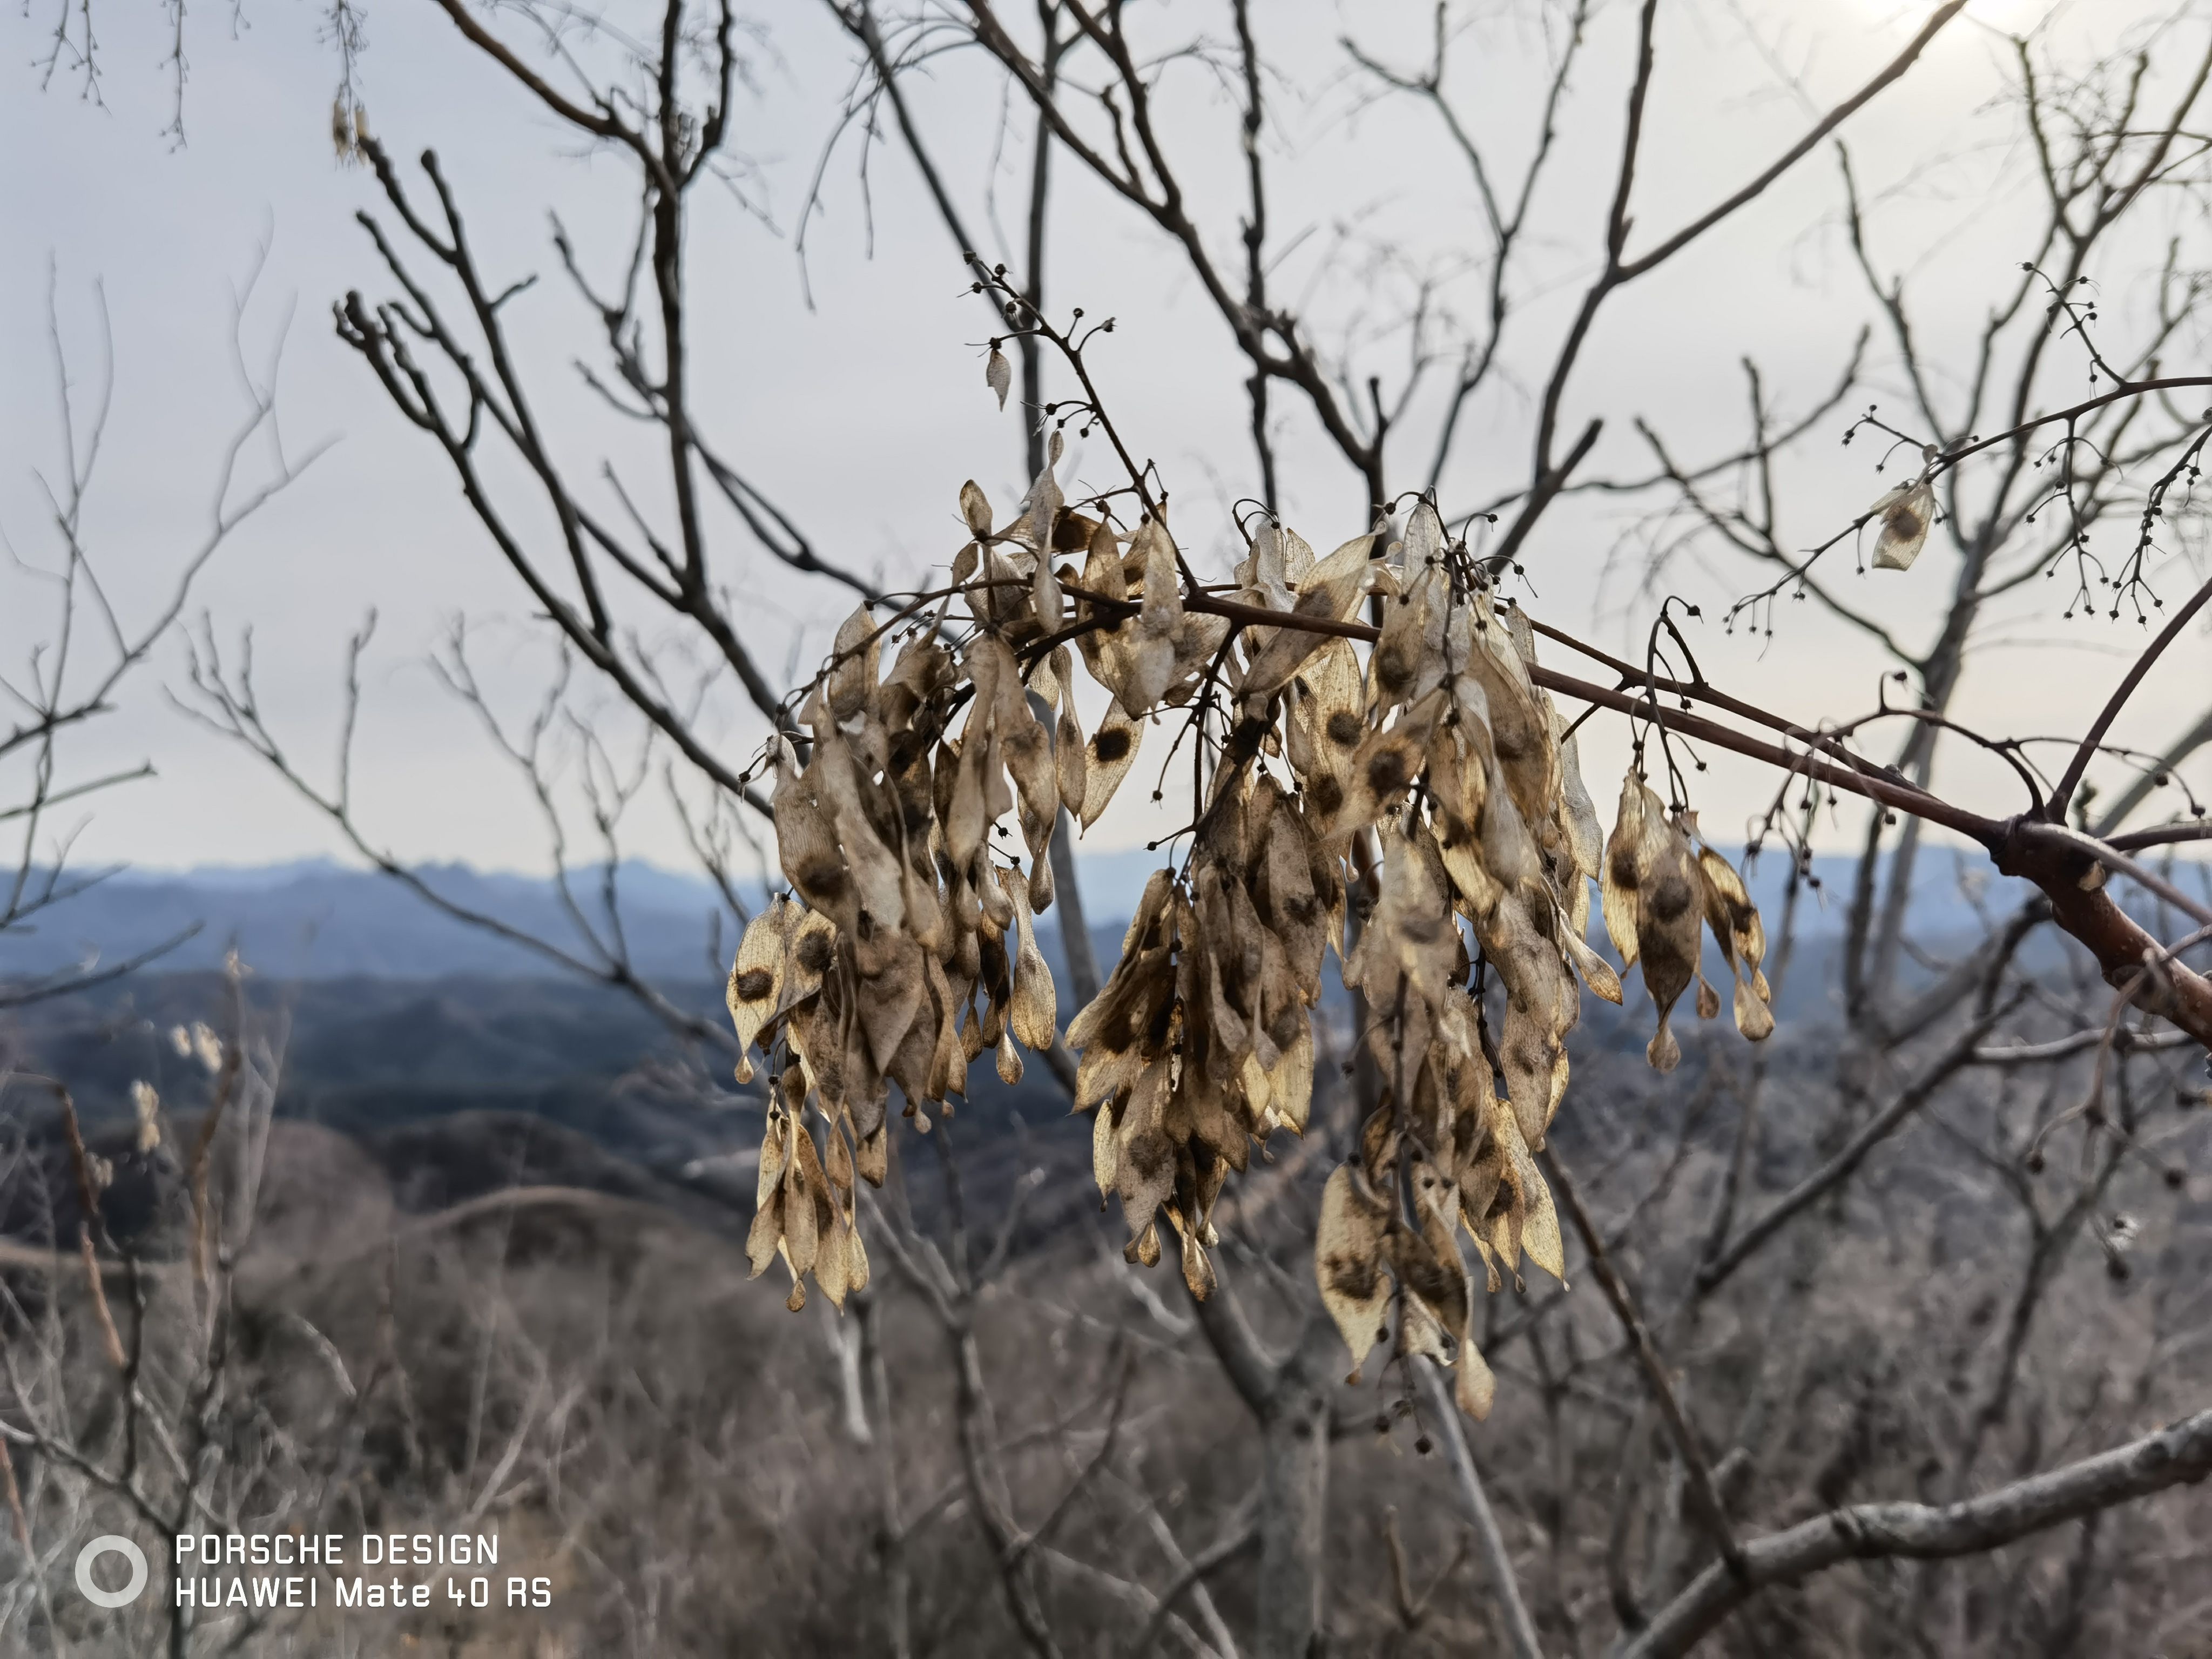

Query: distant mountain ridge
[[0, 844, 2052, 984], [2, 859, 732, 983]]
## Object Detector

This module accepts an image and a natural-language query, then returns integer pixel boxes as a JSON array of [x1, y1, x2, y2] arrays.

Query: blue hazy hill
[[0, 842, 2049, 988]]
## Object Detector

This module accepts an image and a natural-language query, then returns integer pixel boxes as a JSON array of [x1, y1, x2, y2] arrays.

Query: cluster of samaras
[[727, 466, 1774, 1417]]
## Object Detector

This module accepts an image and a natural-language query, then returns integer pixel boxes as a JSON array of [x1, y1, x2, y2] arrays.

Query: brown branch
[[0, 1435, 29, 1553], [1415, 1357, 1545, 1659], [1162, 583, 2210, 1048], [1525, 615, 1933, 800], [1616, 1405, 2212, 1659], [423, 0, 640, 156], [1500, 1, 1964, 567], [1167, 585, 1976, 827], [1695, 1001, 2014, 1295], [1007, 1341, 1134, 1570], [172, 626, 743, 1055], [2092, 700, 2212, 836], [1543, 1151, 1745, 1580], [1971, 1026, 2193, 1065], [2047, 568, 2212, 824], [2011, 821, 2212, 927], [1616, 3, 1967, 282], [1994, 822, 2212, 1046], [959, 0, 1382, 499], [1185, 1269, 1281, 1416], [1118, 1512, 1259, 1659], [0, 923, 206, 1013], [2109, 820, 2212, 851]]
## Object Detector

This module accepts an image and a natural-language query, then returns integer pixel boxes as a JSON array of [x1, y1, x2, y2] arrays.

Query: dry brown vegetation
[[5, 980, 2210, 1657]]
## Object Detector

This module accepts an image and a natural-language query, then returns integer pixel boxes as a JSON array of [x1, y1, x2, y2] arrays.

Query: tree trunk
[[1252, 1316, 1346, 1658], [1253, 1381, 1330, 1659], [1190, 1286, 1339, 1658]]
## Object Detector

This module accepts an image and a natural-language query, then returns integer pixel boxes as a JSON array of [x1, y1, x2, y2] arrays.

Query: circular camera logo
[[75, 1535, 149, 1609]]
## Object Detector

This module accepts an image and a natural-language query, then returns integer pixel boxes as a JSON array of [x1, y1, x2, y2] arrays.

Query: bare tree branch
[[1615, 1405, 2212, 1659]]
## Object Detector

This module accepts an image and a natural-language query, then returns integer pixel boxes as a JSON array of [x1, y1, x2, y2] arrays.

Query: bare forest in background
[[5, 3, 2212, 1657]]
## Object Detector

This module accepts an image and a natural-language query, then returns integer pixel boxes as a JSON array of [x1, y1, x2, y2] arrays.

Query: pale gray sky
[[4, 0, 2204, 879]]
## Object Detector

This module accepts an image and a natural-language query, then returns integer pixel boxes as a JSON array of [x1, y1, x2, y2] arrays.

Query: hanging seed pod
[[732, 453, 1795, 1437]]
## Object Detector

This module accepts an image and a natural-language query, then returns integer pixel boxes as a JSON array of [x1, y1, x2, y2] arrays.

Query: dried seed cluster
[[729, 473, 1774, 1418], [1869, 476, 1936, 571]]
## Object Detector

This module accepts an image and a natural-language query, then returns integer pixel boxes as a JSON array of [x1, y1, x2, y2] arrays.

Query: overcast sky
[[4, 0, 2205, 882]]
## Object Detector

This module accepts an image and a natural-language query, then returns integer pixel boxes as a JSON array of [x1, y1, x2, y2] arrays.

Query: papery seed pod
[[825, 604, 881, 723], [1178, 1225, 1217, 1301], [1127, 1220, 1162, 1268], [726, 898, 799, 1083], [1481, 1086, 1565, 1286], [1118, 517, 1184, 712], [808, 722, 906, 938], [784, 909, 838, 1006], [1317, 1163, 1393, 1383], [1396, 1286, 1452, 1368], [1083, 515, 1126, 601], [1081, 700, 1143, 829], [1112, 1061, 1178, 1242], [1603, 772, 1704, 1072], [1033, 551, 1065, 632], [1234, 517, 1297, 615], [1695, 844, 1776, 1040], [1405, 1161, 1472, 1341], [747, 1102, 792, 1278], [1462, 601, 1557, 827], [1092, 1085, 1125, 1193], [824, 1109, 855, 1195], [816, 1203, 852, 1308], [1473, 900, 1576, 1229], [773, 741, 857, 934], [1560, 921, 1624, 1004], [1239, 534, 1375, 709], [1009, 879, 1058, 1051], [1370, 557, 1446, 710], [855, 1123, 887, 1188], [1285, 637, 1365, 829], [1056, 698, 1088, 817], [1162, 612, 1232, 707], [748, 450, 1810, 1421], [856, 938, 925, 1074], [1455, 1342, 1498, 1420], [1870, 477, 1934, 570], [1323, 719, 1427, 842], [1014, 434, 1064, 552], [959, 479, 994, 539], [1401, 498, 1444, 571], [1602, 771, 1654, 967], [1556, 729, 1605, 888]]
